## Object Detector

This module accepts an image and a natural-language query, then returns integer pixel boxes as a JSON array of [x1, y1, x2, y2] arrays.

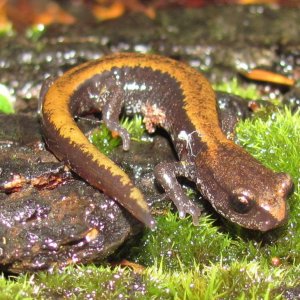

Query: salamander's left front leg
[[154, 161, 201, 225]]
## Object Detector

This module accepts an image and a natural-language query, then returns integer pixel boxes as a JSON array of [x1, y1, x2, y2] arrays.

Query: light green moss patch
[[25, 24, 46, 42], [214, 78, 260, 100], [90, 122, 121, 155], [90, 115, 147, 154], [236, 108, 300, 179], [0, 257, 298, 299], [0, 84, 14, 114], [0, 22, 14, 37], [236, 108, 300, 267]]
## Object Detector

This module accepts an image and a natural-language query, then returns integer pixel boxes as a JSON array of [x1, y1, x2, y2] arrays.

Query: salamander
[[40, 52, 293, 231]]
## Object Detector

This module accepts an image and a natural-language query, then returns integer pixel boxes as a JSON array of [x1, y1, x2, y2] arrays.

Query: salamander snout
[[275, 172, 294, 200], [265, 172, 294, 227]]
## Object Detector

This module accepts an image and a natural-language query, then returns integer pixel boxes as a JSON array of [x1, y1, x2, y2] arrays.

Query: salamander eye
[[231, 192, 254, 214]]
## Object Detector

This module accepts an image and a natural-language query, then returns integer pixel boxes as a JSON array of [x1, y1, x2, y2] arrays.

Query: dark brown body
[[41, 53, 293, 231]]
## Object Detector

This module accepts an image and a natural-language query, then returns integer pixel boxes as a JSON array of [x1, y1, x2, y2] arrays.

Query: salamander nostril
[[276, 172, 294, 196]]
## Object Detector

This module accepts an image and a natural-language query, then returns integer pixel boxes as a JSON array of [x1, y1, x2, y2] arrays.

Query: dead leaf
[[93, 0, 156, 20], [6, 0, 75, 31], [0, 0, 12, 31], [115, 259, 146, 273], [242, 69, 295, 86], [93, 0, 125, 20]]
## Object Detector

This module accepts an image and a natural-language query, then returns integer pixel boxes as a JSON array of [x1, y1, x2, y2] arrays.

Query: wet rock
[[216, 92, 275, 137], [1, 5, 300, 110], [277, 44, 300, 78], [0, 180, 138, 273], [111, 134, 177, 209], [216, 92, 253, 137], [0, 114, 143, 272], [277, 285, 300, 300], [0, 114, 41, 145], [282, 87, 300, 112]]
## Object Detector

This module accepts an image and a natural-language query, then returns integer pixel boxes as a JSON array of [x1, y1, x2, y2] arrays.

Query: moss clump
[[90, 122, 121, 155], [0, 256, 298, 299], [25, 24, 46, 42], [90, 115, 146, 155], [0, 84, 14, 114], [214, 78, 260, 100], [236, 108, 300, 267], [236, 108, 300, 179], [0, 22, 14, 37]]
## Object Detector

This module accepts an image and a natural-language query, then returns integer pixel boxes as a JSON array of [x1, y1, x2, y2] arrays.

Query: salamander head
[[222, 172, 293, 231], [195, 144, 294, 231]]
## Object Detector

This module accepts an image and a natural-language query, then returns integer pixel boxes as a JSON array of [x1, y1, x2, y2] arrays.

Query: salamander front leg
[[102, 89, 131, 151], [154, 161, 201, 225]]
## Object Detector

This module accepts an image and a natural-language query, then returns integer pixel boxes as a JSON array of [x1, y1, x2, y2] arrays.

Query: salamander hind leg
[[102, 88, 131, 151], [154, 161, 201, 225]]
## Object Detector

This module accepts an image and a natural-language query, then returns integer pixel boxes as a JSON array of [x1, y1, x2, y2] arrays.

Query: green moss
[[121, 115, 146, 142], [90, 123, 121, 155], [0, 84, 14, 114], [0, 22, 14, 37], [25, 24, 46, 42], [128, 212, 237, 270], [236, 108, 300, 267], [236, 108, 300, 179], [214, 78, 260, 100], [0, 259, 298, 299], [160, 260, 286, 300], [0, 274, 35, 300], [90, 115, 146, 154]]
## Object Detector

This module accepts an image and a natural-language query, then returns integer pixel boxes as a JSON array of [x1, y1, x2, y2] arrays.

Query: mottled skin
[[40, 53, 293, 231]]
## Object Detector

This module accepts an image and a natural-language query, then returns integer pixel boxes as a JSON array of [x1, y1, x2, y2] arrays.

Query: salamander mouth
[[252, 209, 287, 231], [228, 205, 288, 232]]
